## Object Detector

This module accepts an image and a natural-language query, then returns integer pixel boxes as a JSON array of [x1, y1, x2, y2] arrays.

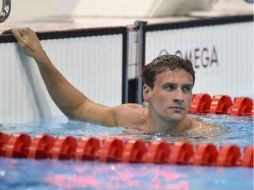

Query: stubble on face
[[149, 69, 193, 123]]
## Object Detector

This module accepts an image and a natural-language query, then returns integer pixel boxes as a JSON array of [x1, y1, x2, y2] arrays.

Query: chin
[[168, 113, 185, 122]]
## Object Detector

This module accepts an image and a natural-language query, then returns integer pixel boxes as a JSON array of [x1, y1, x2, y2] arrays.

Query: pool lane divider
[[0, 132, 253, 167], [189, 94, 253, 116]]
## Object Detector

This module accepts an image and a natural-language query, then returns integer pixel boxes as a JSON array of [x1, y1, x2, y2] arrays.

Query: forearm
[[8, 27, 88, 118], [35, 51, 87, 118]]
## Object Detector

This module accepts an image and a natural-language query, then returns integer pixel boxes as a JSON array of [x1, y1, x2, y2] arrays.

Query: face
[[143, 69, 193, 123]]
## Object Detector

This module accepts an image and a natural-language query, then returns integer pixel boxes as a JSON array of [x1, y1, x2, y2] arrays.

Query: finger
[[10, 29, 29, 47], [1, 29, 12, 35], [11, 29, 23, 39], [1, 27, 25, 36], [0, 29, 24, 45]]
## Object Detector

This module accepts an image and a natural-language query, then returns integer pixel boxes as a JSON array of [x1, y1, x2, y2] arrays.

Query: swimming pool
[[0, 113, 253, 190], [0, 14, 253, 190]]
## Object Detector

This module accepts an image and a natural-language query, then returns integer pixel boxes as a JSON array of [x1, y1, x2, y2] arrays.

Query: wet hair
[[141, 54, 195, 88]]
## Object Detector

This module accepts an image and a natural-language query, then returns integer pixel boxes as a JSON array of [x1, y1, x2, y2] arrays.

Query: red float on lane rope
[[99, 138, 124, 162], [122, 139, 146, 163], [4, 133, 31, 158], [0, 132, 10, 156], [209, 95, 233, 114], [75, 137, 100, 161], [189, 93, 212, 113], [51, 136, 77, 160], [231, 97, 253, 116], [143, 141, 170, 163], [193, 143, 218, 166], [169, 142, 193, 165], [28, 134, 55, 159], [217, 144, 241, 167], [241, 146, 254, 167]]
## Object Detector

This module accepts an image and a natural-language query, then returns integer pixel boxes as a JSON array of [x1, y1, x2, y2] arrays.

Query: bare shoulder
[[112, 103, 144, 111], [111, 103, 145, 128], [188, 116, 225, 135]]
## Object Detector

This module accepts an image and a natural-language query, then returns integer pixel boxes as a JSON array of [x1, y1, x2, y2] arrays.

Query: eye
[[163, 84, 176, 91], [182, 85, 193, 93]]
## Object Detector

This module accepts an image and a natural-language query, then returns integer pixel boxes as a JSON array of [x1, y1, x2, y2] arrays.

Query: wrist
[[34, 50, 49, 63]]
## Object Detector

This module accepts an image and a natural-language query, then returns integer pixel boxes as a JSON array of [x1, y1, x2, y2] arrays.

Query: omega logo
[[159, 46, 219, 69]]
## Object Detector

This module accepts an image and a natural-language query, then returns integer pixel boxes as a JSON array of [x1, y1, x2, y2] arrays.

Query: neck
[[143, 108, 191, 134]]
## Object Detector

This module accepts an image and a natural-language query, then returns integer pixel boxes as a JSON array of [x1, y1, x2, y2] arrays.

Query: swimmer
[[3, 28, 213, 135]]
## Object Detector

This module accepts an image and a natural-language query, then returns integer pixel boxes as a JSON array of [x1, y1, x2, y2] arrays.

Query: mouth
[[168, 106, 185, 111]]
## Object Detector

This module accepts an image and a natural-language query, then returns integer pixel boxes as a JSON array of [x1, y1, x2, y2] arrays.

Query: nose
[[173, 88, 184, 104]]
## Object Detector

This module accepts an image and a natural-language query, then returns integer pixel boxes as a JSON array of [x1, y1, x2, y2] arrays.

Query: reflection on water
[[0, 114, 253, 146], [0, 156, 252, 190], [127, 114, 253, 146]]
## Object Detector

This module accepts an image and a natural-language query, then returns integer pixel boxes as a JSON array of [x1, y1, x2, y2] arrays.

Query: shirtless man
[[6, 28, 204, 134]]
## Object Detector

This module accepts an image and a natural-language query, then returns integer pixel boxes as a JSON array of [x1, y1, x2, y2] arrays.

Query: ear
[[143, 84, 152, 102]]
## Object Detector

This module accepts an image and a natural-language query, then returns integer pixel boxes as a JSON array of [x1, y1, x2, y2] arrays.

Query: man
[[5, 28, 204, 134]]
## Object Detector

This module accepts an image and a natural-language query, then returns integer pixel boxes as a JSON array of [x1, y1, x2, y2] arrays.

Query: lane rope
[[189, 94, 253, 116], [0, 132, 253, 167]]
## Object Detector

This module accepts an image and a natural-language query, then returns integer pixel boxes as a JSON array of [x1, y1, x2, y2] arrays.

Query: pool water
[[1, 114, 252, 146], [0, 114, 253, 190]]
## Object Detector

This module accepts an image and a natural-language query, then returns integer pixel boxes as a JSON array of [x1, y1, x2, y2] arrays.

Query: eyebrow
[[162, 82, 194, 87], [161, 82, 175, 87], [182, 84, 194, 88], [161, 82, 193, 88]]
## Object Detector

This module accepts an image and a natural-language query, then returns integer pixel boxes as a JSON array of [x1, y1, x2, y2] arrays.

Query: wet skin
[[143, 68, 194, 132]]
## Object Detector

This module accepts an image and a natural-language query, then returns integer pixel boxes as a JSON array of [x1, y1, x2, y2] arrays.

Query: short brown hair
[[141, 54, 195, 88]]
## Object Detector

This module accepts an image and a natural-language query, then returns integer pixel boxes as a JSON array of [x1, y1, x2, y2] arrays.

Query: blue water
[[0, 114, 253, 190], [1, 114, 253, 146]]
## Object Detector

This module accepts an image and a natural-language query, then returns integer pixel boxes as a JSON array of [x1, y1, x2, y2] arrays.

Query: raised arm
[[9, 28, 118, 126]]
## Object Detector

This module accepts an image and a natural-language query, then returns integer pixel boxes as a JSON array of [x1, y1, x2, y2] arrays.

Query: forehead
[[154, 69, 193, 85]]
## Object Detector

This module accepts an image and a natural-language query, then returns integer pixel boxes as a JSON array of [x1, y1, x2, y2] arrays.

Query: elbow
[[65, 112, 76, 120], [62, 100, 87, 120], [58, 105, 80, 120], [61, 109, 76, 120]]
